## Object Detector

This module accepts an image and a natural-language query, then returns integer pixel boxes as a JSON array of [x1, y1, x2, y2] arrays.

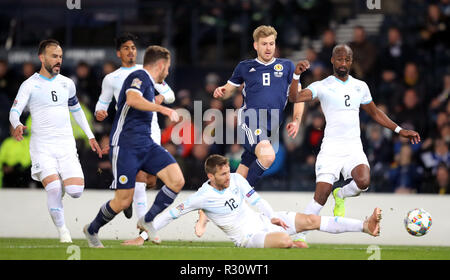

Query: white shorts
[[30, 142, 84, 182], [315, 148, 369, 184], [243, 211, 297, 248]]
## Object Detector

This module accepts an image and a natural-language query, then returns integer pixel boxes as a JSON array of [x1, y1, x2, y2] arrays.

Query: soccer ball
[[404, 208, 432, 236]]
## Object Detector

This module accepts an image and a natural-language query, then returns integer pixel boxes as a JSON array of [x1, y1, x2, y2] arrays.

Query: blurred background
[[0, 0, 448, 194]]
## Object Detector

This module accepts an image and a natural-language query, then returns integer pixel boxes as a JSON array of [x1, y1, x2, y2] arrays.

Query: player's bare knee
[[354, 176, 370, 190]]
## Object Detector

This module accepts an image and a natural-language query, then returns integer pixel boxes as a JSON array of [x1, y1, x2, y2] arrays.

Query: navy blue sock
[[144, 185, 178, 223], [88, 200, 117, 234], [246, 159, 268, 187]]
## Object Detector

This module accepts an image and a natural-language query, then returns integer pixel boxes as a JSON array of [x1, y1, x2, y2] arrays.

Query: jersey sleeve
[[360, 82, 373, 105], [227, 62, 245, 87], [124, 71, 149, 97], [167, 191, 205, 219], [234, 173, 262, 206], [9, 82, 31, 128], [67, 79, 79, 108], [306, 80, 321, 100], [95, 75, 114, 112]]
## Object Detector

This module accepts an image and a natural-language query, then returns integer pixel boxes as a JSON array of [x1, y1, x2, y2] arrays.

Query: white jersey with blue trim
[[96, 64, 166, 144], [10, 73, 78, 146], [166, 173, 266, 246], [307, 75, 373, 154]]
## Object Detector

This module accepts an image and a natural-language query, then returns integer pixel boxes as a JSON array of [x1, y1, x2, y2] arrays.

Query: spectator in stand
[[397, 62, 428, 106], [379, 27, 414, 83], [184, 142, 210, 189], [349, 26, 377, 82], [389, 144, 422, 193], [20, 62, 37, 83], [395, 88, 428, 135], [71, 61, 100, 112], [422, 162, 449, 194], [317, 29, 336, 74]]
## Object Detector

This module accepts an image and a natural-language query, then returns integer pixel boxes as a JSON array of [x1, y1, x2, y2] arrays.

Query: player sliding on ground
[[138, 154, 382, 249]]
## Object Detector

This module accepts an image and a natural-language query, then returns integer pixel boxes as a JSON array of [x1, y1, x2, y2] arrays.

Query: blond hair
[[253, 25, 277, 42]]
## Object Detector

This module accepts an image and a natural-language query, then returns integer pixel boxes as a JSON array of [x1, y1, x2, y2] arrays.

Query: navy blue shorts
[[109, 143, 176, 190]]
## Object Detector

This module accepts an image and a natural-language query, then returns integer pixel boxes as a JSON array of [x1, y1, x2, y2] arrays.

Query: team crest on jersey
[[131, 78, 142, 89], [274, 64, 283, 71], [254, 128, 262, 136], [119, 175, 128, 184], [274, 64, 283, 78]]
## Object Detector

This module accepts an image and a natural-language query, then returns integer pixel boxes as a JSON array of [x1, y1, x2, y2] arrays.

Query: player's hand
[[213, 86, 226, 98], [95, 110, 108, 122], [271, 217, 289, 230], [89, 138, 103, 158], [161, 107, 179, 122], [399, 129, 421, 145], [155, 95, 165, 105], [295, 60, 310, 75], [286, 121, 300, 138], [12, 125, 27, 141], [101, 143, 110, 155]]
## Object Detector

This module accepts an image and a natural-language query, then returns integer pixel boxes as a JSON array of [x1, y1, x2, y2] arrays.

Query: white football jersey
[[164, 173, 266, 246], [11, 73, 78, 147], [96, 64, 167, 144], [307, 75, 372, 155]]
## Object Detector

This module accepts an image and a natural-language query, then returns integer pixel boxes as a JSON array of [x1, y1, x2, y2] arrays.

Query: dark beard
[[335, 67, 348, 78], [45, 62, 59, 76]]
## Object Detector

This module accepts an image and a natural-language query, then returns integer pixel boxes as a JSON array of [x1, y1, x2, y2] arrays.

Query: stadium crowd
[[0, 0, 448, 194]]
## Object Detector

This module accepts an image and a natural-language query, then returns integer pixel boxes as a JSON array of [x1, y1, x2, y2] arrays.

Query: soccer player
[[9, 39, 102, 243], [139, 154, 381, 249], [288, 44, 421, 246], [83, 45, 185, 248], [195, 25, 307, 238], [94, 33, 175, 245]]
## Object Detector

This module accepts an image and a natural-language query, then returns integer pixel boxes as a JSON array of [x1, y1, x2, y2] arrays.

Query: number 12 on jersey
[[225, 198, 238, 211]]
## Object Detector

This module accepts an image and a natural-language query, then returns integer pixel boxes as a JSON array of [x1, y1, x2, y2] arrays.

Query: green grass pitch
[[1, 238, 450, 260]]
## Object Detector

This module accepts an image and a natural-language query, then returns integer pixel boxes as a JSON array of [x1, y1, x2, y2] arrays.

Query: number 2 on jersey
[[51, 91, 58, 102], [344, 94, 350, 107]]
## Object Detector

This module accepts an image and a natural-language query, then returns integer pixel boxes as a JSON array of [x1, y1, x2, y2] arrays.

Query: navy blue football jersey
[[110, 69, 156, 147], [228, 58, 295, 127]]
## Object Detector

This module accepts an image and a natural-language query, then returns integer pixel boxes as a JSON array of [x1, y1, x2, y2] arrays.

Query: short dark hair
[[143, 45, 170, 66], [115, 33, 138, 50], [38, 39, 60, 55], [204, 154, 229, 175]]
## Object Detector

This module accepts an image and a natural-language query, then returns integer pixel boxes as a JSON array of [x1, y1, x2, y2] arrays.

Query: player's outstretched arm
[[126, 90, 179, 122], [286, 101, 305, 138], [361, 101, 421, 144], [288, 60, 311, 103], [213, 83, 237, 100]]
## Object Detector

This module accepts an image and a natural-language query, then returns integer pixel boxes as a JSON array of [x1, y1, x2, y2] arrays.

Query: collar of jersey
[[333, 75, 351, 85], [142, 68, 156, 85], [206, 182, 227, 194], [39, 74, 58, 81], [255, 57, 276, 66], [120, 65, 137, 70]]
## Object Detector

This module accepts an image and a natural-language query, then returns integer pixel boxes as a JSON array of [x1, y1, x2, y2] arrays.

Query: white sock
[[45, 180, 65, 228], [134, 182, 148, 219], [338, 180, 367, 199], [304, 199, 323, 215], [319, 216, 363, 233]]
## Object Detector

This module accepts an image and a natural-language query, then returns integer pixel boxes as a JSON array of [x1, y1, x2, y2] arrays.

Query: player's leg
[[294, 208, 381, 236], [84, 145, 138, 248], [246, 140, 275, 187], [42, 174, 71, 243], [62, 177, 84, 199], [336, 164, 370, 199], [140, 144, 184, 231]]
